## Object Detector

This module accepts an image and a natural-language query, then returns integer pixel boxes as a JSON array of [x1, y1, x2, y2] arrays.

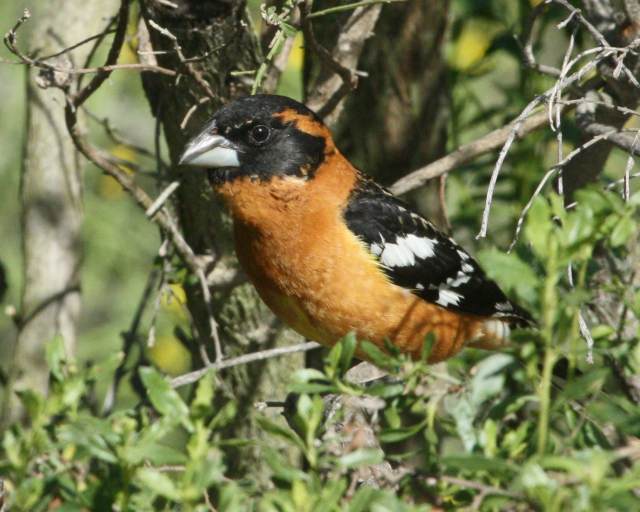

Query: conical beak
[[179, 125, 240, 168]]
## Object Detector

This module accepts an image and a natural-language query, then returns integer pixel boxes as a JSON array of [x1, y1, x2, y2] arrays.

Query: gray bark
[[138, 0, 305, 478], [306, 1, 450, 226], [4, 0, 117, 414]]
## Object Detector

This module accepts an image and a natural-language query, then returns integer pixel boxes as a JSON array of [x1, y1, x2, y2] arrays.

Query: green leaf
[[442, 454, 515, 476], [476, 249, 538, 302], [46, 335, 67, 381], [3, 430, 22, 467], [366, 381, 404, 399], [61, 376, 86, 408], [292, 368, 329, 384], [559, 368, 608, 401], [574, 188, 612, 215], [337, 332, 357, 376], [139, 366, 192, 431], [337, 448, 384, 469], [192, 370, 215, 419], [294, 394, 324, 441], [563, 202, 594, 247], [263, 447, 310, 483], [470, 354, 513, 406], [524, 197, 552, 259], [126, 440, 188, 466], [16, 389, 45, 424], [421, 332, 436, 362], [610, 214, 636, 247], [256, 416, 305, 452], [209, 400, 237, 430], [14, 477, 45, 510], [445, 395, 477, 451], [379, 419, 427, 443], [358, 341, 397, 371], [136, 467, 181, 501]]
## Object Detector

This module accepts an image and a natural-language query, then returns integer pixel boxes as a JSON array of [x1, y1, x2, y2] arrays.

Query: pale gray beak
[[179, 129, 240, 168]]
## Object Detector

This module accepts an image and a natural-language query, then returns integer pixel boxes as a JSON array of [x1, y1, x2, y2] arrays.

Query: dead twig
[[147, 18, 215, 98], [390, 109, 553, 195], [508, 127, 621, 252], [304, 0, 383, 125], [102, 267, 161, 415], [3, 6, 175, 88], [520, 1, 562, 76], [169, 341, 321, 388], [146, 180, 181, 218], [3, 2, 228, 366]]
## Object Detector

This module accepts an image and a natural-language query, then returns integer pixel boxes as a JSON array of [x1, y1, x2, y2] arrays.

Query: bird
[[179, 94, 533, 363]]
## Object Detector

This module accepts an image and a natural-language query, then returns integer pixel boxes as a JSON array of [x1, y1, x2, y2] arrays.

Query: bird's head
[[179, 95, 335, 184]]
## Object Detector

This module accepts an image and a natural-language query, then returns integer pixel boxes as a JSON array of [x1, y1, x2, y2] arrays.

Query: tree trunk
[[137, 0, 305, 478], [2, 0, 117, 421], [306, 1, 450, 225]]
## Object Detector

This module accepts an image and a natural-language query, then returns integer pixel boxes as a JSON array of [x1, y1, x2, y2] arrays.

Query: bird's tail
[[469, 305, 536, 351], [469, 318, 512, 350]]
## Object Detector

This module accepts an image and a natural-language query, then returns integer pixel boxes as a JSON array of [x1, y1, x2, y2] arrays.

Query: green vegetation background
[[0, 0, 639, 510]]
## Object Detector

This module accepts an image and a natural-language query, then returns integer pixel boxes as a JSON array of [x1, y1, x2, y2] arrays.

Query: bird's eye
[[249, 124, 271, 145]]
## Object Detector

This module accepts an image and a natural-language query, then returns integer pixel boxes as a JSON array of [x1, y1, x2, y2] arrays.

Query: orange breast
[[215, 155, 484, 363]]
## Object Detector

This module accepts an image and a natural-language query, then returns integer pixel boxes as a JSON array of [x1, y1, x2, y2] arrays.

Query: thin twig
[[147, 18, 215, 98], [72, 0, 130, 106], [102, 268, 161, 415], [508, 128, 620, 251], [307, 0, 404, 18], [520, 1, 562, 77], [622, 130, 640, 201], [582, 123, 640, 156], [180, 97, 211, 129], [390, 109, 553, 195], [169, 341, 321, 388], [84, 108, 159, 160], [39, 29, 118, 61], [196, 268, 224, 363], [3, 4, 176, 88], [476, 38, 633, 238], [146, 180, 181, 218], [301, 1, 358, 119]]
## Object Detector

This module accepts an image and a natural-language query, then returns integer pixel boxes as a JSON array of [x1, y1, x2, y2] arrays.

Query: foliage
[[1, 187, 639, 510], [1, 0, 640, 510]]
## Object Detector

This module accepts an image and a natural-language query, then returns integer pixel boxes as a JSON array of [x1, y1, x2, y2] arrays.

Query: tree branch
[[169, 341, 321, 388], [304, 1, 384, 126], [390, 109, 551, 195]]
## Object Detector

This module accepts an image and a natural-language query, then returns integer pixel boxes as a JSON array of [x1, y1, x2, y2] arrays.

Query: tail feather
[[469, 304, 535, 350]]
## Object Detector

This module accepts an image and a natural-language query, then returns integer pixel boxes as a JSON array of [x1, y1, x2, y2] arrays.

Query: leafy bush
[[1, 188, 639, 511]]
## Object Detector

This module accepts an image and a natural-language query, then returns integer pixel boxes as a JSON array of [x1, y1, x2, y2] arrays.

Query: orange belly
[[233, 218, 483, 363]]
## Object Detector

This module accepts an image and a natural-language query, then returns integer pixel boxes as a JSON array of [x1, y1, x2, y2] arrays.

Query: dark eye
[[249, 124, 271, 144]]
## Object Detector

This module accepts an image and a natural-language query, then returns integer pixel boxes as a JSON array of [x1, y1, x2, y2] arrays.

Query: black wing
[[343, 178, 533, 325]]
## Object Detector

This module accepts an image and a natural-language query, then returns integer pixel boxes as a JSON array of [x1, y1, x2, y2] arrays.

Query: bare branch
[[304, 1, 383, 125], [582, 123, 640, 156], [390, 109, 552, 195], [146, 181, 181, 218], [520, 1, 562, 76], [169, 341, 321, 388], [71, 0, 130, 106]]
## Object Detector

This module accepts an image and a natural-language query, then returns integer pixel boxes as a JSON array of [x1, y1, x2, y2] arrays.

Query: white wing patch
[[436, 289, 463, 307], [370, 242, 383, 256], [378, 234, 436, 268], [461, 262, 474, 273], [446, 270, 472, 288]]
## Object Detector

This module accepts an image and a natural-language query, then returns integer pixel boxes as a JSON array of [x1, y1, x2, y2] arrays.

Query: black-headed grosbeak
[[179, 95, 533, 363]]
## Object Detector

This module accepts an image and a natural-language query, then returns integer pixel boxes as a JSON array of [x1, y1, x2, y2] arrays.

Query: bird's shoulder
[[342, 176, 532, 324]]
